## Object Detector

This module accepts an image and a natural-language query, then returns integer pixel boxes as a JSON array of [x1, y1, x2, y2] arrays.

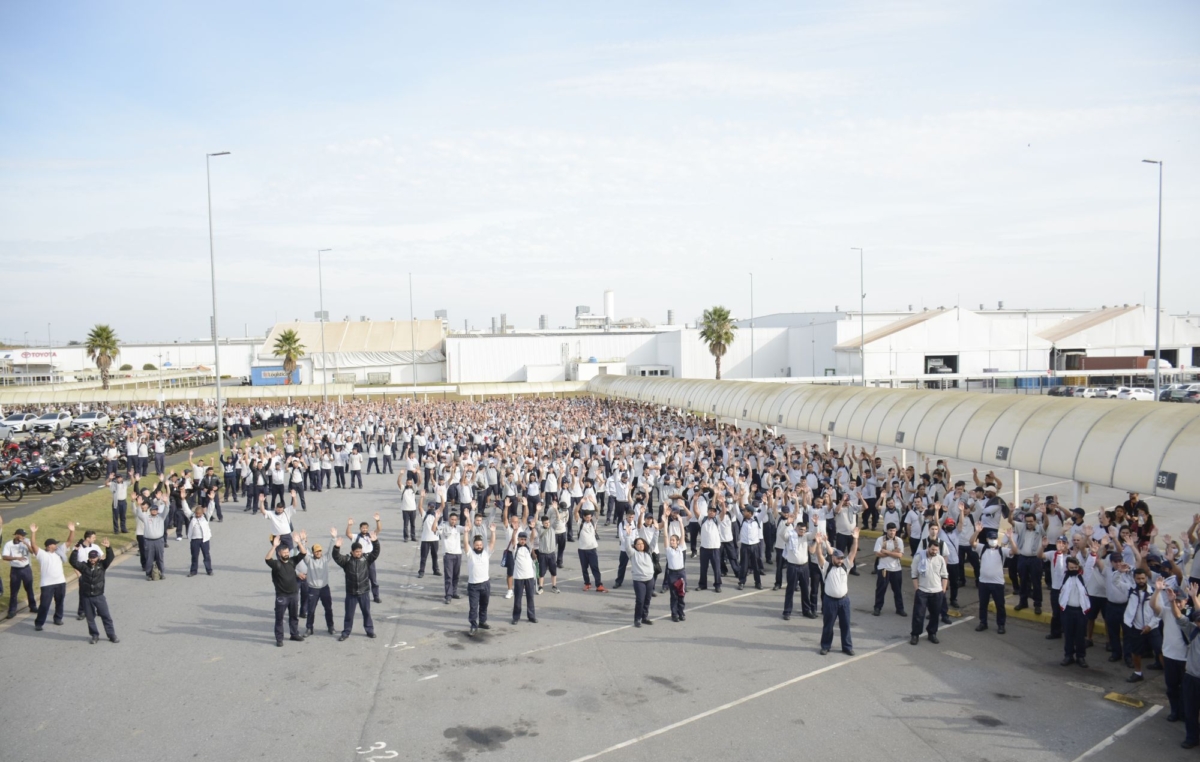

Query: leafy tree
[[272, 329, 306, 385], [86, 325, 121, 389], [698, 306, 736, 380]]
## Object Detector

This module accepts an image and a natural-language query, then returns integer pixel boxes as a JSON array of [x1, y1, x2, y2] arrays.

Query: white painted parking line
[[566, 617, 973, 762], [1069, 704, 1161, 762], [417, 674, 438, 681], [521, 589, 769, 656]]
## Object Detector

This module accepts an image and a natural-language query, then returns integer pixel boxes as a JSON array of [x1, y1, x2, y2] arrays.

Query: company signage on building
[[250, 366, 301, 386]]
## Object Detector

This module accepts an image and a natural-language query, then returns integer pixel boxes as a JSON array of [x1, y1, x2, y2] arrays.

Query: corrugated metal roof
[[260, 321, 443, 358], [1036, 305, 1140, 345], [833, 308, 950, 351], [587, 376, 1200, 503]]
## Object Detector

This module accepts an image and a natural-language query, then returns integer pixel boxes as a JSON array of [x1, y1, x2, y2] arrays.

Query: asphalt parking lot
[[0, 461, 1187, 762]]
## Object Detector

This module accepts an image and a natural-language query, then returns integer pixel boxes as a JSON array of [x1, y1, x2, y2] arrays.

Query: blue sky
[[1, 1, 1196, 343]]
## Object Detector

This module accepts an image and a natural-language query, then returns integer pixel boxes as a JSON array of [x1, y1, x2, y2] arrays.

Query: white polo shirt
[[467, 549, 491, 583], [35, 546, 69, 587]]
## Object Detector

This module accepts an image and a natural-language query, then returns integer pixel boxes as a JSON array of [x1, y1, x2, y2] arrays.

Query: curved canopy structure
[[587, 376, 1200, 504]]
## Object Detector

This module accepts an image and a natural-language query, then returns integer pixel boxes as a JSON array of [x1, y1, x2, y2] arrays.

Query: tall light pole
[[317, 249, 332, 406], [851, 247, 864, 386], [749, 272, 755, 379], [206, 151, 230, 453], [1142, 159, 1163, 401], [47, 323, 53, 390]]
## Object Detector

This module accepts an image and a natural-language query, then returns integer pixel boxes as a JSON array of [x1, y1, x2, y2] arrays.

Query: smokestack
[[667, 310, 675, 326], [604, 290, 615, 322], [491, 317, 497, 334], [998, 301, 1004, 310], [463, 319, 468, 333], [500, 313, 507, 333], [538, 315, 548, 330]]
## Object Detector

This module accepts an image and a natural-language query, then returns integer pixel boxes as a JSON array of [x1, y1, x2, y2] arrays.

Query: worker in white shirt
[[1124, 567, 1161, 684], [510, 530, 538, 625], [910, 539, 949, 645], [1150, 577, 1187, 722], [781, 513, 815, 620], [873, 523, 907, 617], [1043, 535, 1072, 641], [29, 522, 76, 630], [261, 501, 296, 550], [418, 505, 442, 578], [815, 527, 859, 655], [398, 476, 419, 541], [1057, 554, 1092, 668], [182, 496, 214, 576], [106, 473, 129, 533], [463, 522, 496, 636], [613, 513, 637, 589], [630, 537, 656, 627], [972, 527, 1016, 634], [573, 502, 606, 592], [698, 502, 724, 593], [664, 529, 687, 622], [440, 512, 464, 604], [4, 526, 37, 618], [536, 515, 560, 594], [737, 506, 763, 590]]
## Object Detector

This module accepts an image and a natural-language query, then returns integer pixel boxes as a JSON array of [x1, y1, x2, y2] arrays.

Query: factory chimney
[[604, 290, 615, 323], [667, 310, 675, 326]]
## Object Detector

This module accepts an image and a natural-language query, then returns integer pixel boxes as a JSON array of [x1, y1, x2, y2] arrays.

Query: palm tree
[[85, 324, 120, 390], [272, 329, 306, 385], [699, 306, 737, 380]]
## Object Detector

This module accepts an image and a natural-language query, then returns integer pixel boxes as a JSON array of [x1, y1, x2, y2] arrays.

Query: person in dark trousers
[[3, 526, 37, 618], [298, 543, 335, 636], [464, 522, 495, 635], [872, 524, 906, 617], [29, 522, 76, 631], [332, 526, 381, 641], [1057, 555, 1090, 668], [815, 527, 859, 656], [69, 538, 119, 644], [1168, 582, 1200, 749], [418, 505, 441, 578], [265, 533, 307, 647], [348, 514, 383, 602]]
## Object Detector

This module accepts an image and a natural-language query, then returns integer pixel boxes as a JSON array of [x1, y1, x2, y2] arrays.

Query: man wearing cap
[[698, 502, 724, 593], [333, 526, 381, 641], [265, 533, 307, 647], [1095, 546, 1133, 665], [873, 523, 906, 617], [1123, 567, 1160, 683], [736, 505, 764, 591], [297, 541, 335, 636], [814, 527, 859, 655], [510, 528, 538, 625], [135, 496, 168, 580], [3, 526, 36, 618], [28, 522, 76, 630], [910, 534, 949, 645], [347, 514, 383, 602], [1042, 535, 1072, 640], [69, 537, 118, 644]]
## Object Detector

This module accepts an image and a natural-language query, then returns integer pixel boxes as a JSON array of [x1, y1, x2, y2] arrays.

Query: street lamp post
[[206, 151, 230, 453], [1142, 159, 1163, 401], [47, 323, 53, 390], [851, 247, 864, 386], [317, 249, 332, 406]]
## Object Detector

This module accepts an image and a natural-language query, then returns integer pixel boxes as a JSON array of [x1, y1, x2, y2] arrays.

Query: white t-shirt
[[466, 549, 491, 583], [440, 525, 463, 555], [512, 545, 536, 579], [421, 513, 439, 542], [874, 536, 904, 572], [35, 546, 69, 586], [2, 539, 32, 568]]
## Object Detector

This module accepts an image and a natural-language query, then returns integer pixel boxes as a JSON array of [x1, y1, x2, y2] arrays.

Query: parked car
[[1047, 387, 1065, 397], [72, 411, 111, 429], [1167, 383, 1200, 402], [31, 411, 73, 431], [1, 412, 37, 432], [0, 423, 12, 440], [1118, 388, 1155, 401], [1076, 388, 1102, 399]]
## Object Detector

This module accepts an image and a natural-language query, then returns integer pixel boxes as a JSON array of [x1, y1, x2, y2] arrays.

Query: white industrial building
[[3, 305, 1197, 389]]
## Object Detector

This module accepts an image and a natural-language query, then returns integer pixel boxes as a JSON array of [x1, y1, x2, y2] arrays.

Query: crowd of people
[[2, 396, 1199, 749]]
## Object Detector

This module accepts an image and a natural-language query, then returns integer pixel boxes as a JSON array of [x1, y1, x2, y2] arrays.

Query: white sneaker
[[505, 590, 513, 599], [175, 537, 184, 542], [537, 587, 543, 595]]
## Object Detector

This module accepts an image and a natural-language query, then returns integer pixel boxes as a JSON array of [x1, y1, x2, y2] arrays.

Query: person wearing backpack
[[972, 526, 1016, 634]]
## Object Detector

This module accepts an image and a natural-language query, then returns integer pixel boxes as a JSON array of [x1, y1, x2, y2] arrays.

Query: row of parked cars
[[0, 411, 111, 438], [1048, 383, 1200, 402]]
